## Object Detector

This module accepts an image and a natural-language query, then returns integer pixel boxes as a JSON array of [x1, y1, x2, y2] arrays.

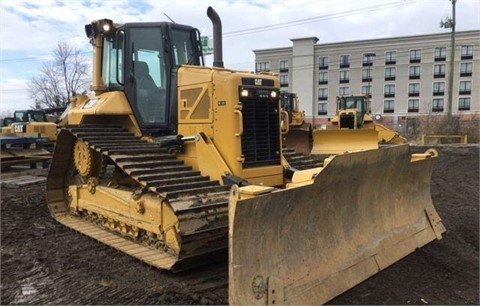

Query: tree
[[28, 42, 90, 109]]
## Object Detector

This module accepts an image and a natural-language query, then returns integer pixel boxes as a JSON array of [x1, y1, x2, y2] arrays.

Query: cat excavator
[[311, 95, 406, 155], [46, 7, 445, 305]]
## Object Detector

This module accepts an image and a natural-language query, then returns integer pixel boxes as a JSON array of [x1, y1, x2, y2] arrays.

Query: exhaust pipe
[[207, 6, 224, 68]]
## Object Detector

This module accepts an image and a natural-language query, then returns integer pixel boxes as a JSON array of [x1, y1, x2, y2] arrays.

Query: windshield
[[103, 31, 124, 88], [14, 111, 46, 122], [171, 28, 197, 66], [342, 97, 365, 112]]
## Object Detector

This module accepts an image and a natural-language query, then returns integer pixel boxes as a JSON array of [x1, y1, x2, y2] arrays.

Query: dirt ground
[[1, 145, 478, 305]]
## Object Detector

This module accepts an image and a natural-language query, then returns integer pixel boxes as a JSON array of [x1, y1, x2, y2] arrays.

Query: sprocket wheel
[[73, 139, 102, 178]]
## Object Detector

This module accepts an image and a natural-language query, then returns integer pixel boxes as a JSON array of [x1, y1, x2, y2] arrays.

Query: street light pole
[[441, 0, 456, 123], [365, 53, 376, 112]]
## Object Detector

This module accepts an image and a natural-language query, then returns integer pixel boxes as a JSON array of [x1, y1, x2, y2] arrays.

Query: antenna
[[163, 13, 175, 23]]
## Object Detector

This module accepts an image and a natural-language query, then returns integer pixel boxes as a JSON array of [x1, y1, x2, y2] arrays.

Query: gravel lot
[[1, 145, 478, 305]]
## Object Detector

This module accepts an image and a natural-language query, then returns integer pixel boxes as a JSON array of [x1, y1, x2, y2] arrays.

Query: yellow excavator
[[311, 95, 406, 155], [46, 7, 445, 305]]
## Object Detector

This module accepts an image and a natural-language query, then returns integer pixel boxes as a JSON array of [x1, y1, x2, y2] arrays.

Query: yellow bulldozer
[[46, 7, 445, 305], [280, 92, 312, 154], [311, 94, 406, 155]]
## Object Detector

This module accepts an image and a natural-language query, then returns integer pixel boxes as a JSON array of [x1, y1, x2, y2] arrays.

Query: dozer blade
[[283, 122, 312, 154], [311, 128, 378, 155], [375, 123, 407, 144], [229, 144, 445, 305]]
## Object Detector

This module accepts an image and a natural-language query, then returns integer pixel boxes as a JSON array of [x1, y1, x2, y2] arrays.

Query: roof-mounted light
[[84, 18, 114, 38], [99, 19, 113, 33]]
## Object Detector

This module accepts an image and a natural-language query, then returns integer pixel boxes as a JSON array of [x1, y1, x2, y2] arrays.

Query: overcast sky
[[0, 0, 479, 114]]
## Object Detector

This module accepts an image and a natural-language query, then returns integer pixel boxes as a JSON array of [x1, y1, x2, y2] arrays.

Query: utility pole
[[441, 0, 456, 124]]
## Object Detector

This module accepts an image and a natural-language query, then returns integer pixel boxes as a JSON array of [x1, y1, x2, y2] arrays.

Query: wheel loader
[[311, 94, 406, 155], [1, 110, 56, 166], [1, 109, 58, 142], [46, 7, 445, 305]]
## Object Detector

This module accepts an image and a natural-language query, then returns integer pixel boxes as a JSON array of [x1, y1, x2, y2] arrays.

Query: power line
[[0, 1, 420, 63], [222, 0, 421, 38]]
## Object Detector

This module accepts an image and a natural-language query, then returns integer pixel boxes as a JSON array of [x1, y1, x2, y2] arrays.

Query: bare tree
[[28, 42, 90, 109]]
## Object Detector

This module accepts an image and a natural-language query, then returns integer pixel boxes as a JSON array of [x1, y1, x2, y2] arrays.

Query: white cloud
[[0, 77, 31, 114], [0, 0, 479, 114]]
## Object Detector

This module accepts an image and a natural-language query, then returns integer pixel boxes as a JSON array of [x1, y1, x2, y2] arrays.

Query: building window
[[384, 84, 395, 98], [319, 71, 328, 84], [280, 74, 288, 87], [339, 86, 349, 96], [385, 51, 396, 65], [362, 85, 372, 98], [362, 53, 375, 66], [384, 99, 395, 113], [434, 64, 446, 78], [362, 68, 372, 82], [319, 56, 329, 70], [433, 82, 445, 96], [410, 49, 421, 63], [432, 98, 444, 112], [318, 102, 327, 115], [279, 60, 289, 73], [458, 97, 471, 111], [408, 99, 419, 112], [409, 65, 421, 79], [340, 55, 350, 68], [385, 67, 396, 81], [434, 47, 446, 61], [318, 88, 328, 101], [339, 70, 350, 83], [256, 62, 269, 73], [460, 62, 473, 77], [461, 45, 473, 60], [409, 83, 420, 97], [459, 81, 472, 95]]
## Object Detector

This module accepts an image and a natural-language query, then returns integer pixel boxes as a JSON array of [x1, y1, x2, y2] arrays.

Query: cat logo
[[255, 79, 262, 86], [14, 124, 24, 133]]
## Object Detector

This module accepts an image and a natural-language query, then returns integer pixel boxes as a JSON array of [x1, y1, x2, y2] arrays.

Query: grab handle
[[234, 110, 243, 137], [281, 110, 289, 135]]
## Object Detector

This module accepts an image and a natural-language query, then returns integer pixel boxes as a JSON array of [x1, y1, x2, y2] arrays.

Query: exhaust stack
[[207, 7, 224, 68]]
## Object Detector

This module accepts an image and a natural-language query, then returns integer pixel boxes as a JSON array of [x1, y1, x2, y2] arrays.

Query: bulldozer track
[[47, 124, 230, 271], [282, 147, 323, 170]]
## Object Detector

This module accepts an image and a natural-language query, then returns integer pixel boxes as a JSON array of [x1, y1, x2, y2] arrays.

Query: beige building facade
[[254, 30, 479, 136]]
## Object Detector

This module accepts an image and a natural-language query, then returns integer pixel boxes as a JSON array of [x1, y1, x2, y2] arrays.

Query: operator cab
[[85, 19, 203, 136], [13, 110, 48, 123], [337, 96, 368, 128], [280, 92, 295, 124]]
